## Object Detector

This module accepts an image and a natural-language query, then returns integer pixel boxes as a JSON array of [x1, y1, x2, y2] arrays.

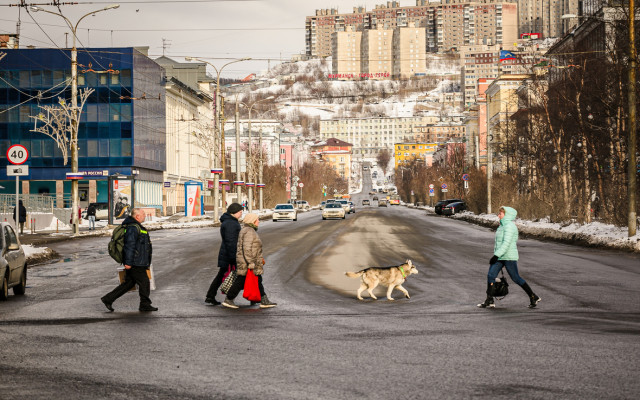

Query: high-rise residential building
[[332, 27, 363, 80], [361, 25, 394, 79], [393, 22, 427, 78], [306, 1, 519, 59], [517, 0, 580, 39]]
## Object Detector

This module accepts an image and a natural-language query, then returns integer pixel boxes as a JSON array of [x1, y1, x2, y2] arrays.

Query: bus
[[389, 194, 400, 205]]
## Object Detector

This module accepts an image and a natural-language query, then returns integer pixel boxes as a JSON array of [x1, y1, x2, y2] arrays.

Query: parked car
[[322, 203, 345, 220], [434, 199, 463, 215], [273, 204, 297, 222], [442, 201, 467, 216], [362, 199, 370, 205], [0, 222, 27, 300], [295, 200, 310, 210], [82, 202, 109, 221], [378, 199, 388, 207], [349, 201, 356, 213]]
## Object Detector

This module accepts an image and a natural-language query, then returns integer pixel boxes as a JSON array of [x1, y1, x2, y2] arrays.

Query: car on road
[[435, 199, 463, 215], [442, 201, 467, 216], [82, 202, 109, 221], [320, 201, 326, 209], [322, 203, 345, 220], [295, 200, 310, 210], [372, 196, 379, 201], [378, 199, 388, 207], [0, 222, 27, 300], [362, 199, 370, 205], [336, 199, 353, 214], [273, 204, 297, 222], [349, 201, 356, 213]]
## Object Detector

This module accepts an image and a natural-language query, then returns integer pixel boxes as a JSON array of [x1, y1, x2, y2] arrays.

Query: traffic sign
[[7, 144, 28, 165], [299, 183, 304, 188], [462, 173, 470, 181], [7, 165, 29, 176], [429, 184, 434, 189], [441, 183, 448, 190]]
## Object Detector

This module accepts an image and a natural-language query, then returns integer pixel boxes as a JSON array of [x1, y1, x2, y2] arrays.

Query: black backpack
[[108, 224, 139, 264]]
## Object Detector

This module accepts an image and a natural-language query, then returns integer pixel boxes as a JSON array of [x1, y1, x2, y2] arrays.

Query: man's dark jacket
[[122, 215, 152, 268], [217, 212, 241, 268], [87, 205, 97, 217], [13, 202, 26, 223]]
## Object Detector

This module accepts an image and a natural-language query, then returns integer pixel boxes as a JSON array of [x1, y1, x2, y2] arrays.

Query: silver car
[[0, 222, 27, 300], [273, 204, 298, 222]]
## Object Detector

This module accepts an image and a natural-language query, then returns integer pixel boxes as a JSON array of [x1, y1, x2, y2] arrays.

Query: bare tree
[[30, 88, 94, 166], [377, 149, 392, 176]]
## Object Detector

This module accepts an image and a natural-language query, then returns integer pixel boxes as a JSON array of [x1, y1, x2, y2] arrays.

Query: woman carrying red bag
[[222, 213, 277, 309]]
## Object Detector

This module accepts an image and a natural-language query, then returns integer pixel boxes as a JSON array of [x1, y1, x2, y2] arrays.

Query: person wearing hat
[[222, 213, 277, 309], [205, 203, 243, 305]]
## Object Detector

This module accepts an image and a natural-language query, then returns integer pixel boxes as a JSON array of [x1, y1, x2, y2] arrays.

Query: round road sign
[[462, 173, 470, 181], [441, 183, 448, 190], [429, 184, 435, 189], [7, 144, 28, 165], [299, 183, 304, 188]]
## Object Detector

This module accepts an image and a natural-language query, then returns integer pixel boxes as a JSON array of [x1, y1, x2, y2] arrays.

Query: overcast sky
[[0, 0, 422, 78]]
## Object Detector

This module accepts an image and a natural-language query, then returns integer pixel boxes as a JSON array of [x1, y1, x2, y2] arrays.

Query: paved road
[[1, 203, 639, 399]]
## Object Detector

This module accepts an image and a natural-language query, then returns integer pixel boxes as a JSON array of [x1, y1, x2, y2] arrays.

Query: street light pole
[[628, 0, 637, 237], [30, 4, 119, 235], [185, 56, 251, 219]]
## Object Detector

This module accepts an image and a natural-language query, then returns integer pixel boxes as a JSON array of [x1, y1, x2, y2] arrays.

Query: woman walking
[[477, 206, 541, 309], [222, 213, 277, 309]]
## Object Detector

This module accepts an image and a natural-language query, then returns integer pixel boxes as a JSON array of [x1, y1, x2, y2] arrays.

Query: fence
[[0, 193, 56, 215]]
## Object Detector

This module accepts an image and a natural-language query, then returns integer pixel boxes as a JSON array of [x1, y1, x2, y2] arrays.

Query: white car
[[336, 199, 353, 214], [322, 203, 345, 220], [0, 222, 27, 300], [273, 204, 297, 222]]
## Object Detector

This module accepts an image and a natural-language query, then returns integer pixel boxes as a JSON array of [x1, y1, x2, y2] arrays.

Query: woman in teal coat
[[477, 206, 541, 309]]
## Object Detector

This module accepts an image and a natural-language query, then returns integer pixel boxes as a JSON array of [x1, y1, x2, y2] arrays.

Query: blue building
[[0, 47, 166, 210]]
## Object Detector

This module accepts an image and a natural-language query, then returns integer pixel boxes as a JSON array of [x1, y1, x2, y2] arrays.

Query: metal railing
[[0, 194, 56, 214]]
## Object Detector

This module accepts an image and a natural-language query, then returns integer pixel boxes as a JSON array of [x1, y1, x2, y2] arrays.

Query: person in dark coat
[[101, 208, 157, 312], [86, 203, 97, 230], [13, 200, 27, 234], [205, 203, 243, 305]]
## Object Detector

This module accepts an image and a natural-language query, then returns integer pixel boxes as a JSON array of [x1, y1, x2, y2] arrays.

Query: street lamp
[[184, 56, 251, 220], [30, 4, 120, 235]]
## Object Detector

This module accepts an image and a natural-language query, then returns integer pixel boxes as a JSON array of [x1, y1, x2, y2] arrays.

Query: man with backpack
[[101, 208, 157, 312]]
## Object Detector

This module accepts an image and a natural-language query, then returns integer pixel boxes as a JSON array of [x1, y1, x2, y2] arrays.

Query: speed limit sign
[[7, 144, 29, 165]]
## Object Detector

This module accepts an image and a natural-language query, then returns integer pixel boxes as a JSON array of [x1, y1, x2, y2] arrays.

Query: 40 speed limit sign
[[7, 144, 29, 165]]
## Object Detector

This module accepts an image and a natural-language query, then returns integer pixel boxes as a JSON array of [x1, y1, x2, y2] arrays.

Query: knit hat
[[242, 213, 259, 225], [227, 203, 243, 215]]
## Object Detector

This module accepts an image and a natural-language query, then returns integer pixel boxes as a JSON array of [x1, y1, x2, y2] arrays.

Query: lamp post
[[185, 56, 251, 220], [30, 4, 120, 235]]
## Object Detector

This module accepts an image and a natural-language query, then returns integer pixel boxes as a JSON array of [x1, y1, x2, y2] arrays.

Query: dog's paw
[[387, 297, 395, 301], [357, 297, 364, 301], [405, 294, 410, 299]]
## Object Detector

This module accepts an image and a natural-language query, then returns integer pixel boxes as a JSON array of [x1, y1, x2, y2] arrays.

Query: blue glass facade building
[[0, 47, 165, 208]]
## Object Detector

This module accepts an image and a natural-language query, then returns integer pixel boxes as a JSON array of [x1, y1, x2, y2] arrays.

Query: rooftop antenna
[[162, 38, 172, 56]]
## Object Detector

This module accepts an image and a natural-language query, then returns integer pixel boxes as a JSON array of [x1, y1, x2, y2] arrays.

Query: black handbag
[[493, 270, 509, 298]]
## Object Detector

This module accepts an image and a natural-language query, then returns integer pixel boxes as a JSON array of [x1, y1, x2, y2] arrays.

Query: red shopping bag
[[243, 270, 261, 302]]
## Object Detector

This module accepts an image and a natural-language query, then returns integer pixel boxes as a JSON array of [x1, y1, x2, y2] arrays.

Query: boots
[[259, 294, 277, 309], [222, 297, 239, 309], [520, 283, 541, 308], [477, 283, 495, 308]]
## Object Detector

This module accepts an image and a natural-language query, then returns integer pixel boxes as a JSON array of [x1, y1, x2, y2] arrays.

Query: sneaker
[[477, 298, 495, 308], [101, 296, 114, 312], [205, 297, 220, 306], [222, 298, 239, 309], [529, 295, 541, 308], [259, 295, 277, 309], [139, 305, 158, 312]]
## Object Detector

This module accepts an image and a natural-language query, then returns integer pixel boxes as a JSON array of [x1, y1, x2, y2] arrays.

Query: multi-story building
[[310, 138, 352, 180], [485, 74, 530, 171], [306, 1, 520, 59], [361, 25, 394, 80], [393, 22, 427, 78], [394, 142, 438, 167], [517, 0, 580, 39], [0, 47, 166, 211], [155, 56, 214, 214], [413, 123, 466, 143], [332, 26, 363, 80]]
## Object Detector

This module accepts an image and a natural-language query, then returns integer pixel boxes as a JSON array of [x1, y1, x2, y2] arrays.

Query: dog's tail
[[345, 271, 365, 278]]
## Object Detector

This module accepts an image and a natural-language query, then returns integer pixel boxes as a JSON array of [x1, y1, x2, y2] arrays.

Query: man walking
[[101, 208, 157, 312], [13, 200, 26, 235], [86, 203, 96, 230]]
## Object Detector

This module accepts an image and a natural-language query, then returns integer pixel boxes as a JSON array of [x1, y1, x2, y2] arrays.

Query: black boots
[[477, 283, 495, 308], [520, 283, 541, 308]]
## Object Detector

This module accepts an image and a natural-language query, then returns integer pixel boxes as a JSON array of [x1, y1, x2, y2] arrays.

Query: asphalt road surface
[[1, 202, 639, 398]]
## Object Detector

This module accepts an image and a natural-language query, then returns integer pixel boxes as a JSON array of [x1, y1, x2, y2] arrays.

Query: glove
[[489, 255, 499, 265]]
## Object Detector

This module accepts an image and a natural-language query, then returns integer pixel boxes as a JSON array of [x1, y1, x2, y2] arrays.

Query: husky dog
[[345, 260, 418, 301]]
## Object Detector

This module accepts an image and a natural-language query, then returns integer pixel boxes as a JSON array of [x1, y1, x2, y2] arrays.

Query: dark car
[[372, 196, 379, 201], [434, 199, 463, 215], [362, 199, 370, 205], [442, 201, 466, 216]]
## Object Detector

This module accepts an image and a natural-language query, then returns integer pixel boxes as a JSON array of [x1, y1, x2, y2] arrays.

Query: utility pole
[[629, 0, 637, 237]]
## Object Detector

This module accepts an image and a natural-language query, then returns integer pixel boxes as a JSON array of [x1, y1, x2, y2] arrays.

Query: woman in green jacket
[[477, 206, 541, 309]]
